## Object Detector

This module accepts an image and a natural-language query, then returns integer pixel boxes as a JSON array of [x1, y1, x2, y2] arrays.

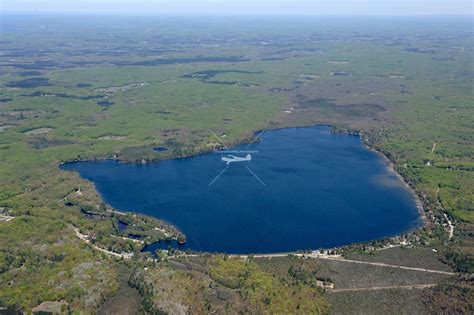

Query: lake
[[61, 126, 423, 254]]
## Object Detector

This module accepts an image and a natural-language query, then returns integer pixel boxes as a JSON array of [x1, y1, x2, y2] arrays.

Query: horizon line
[[2, 10, 474, 17]]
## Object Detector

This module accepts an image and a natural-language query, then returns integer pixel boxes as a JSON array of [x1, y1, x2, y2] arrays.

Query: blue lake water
[[61, 126, 422, 254]]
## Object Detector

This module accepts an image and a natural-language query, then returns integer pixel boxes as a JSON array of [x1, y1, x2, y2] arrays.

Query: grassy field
[[0, 15, 472, 312]]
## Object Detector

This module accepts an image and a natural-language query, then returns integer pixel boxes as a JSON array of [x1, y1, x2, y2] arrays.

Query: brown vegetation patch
[[422, 275, 474, 314], [27, 136, 75, 149], [32, 300, 68, 314]]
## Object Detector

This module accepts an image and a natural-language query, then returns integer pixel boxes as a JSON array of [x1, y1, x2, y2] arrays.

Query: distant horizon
[[1, 11, 473, 18], [2, 0, 472, 16]]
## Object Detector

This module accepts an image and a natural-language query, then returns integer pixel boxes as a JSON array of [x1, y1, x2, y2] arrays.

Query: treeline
[[443, 250, 474, 273]]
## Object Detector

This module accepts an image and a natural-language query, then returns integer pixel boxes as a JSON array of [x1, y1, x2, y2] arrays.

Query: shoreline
[[359, 133, 428, 226], [60, 124, 430, 256]]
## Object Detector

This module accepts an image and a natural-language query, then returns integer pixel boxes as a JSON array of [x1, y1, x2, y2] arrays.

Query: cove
[[61, 126, 423, 254]]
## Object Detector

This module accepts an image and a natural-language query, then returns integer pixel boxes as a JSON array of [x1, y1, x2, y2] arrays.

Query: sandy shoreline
[[359, 135, 427, 226]]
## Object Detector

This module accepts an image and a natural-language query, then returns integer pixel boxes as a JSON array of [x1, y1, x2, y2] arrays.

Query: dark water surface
[[61, 126, 422, 254]]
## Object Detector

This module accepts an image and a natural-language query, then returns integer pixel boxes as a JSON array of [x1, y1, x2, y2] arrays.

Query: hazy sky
[[2, 0, 473, 15]]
